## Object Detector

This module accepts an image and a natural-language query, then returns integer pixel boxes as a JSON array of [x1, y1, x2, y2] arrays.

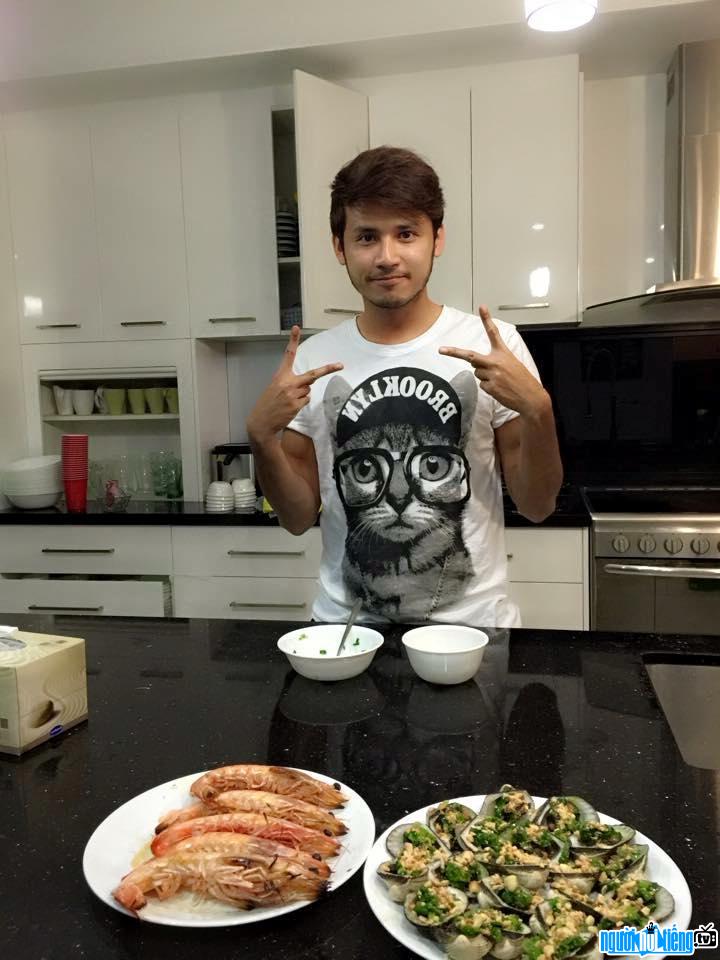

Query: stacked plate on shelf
[[276, 210, 299, 258], [232, 478, 257, 511], [0, 455, 62, 509], [204, 481, 234, 513]]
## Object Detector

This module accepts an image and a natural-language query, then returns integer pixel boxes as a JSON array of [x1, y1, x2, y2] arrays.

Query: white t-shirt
[[288, 305, 540, 628]]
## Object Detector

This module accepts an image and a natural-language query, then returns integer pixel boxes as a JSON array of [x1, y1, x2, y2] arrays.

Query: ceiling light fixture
[[525, 0, 598, 32]]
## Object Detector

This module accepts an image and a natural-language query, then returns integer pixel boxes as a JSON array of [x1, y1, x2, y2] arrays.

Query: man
[[247, 146, 562, 626]]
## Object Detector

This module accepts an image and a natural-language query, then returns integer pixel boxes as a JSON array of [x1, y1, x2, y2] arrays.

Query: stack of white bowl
[[0, 455, 63, 509], [205, 480, 234, 513], [232, 478, 256, 510]]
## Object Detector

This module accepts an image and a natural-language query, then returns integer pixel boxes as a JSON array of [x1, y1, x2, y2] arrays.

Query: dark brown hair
[[330, 146, 444, 248]]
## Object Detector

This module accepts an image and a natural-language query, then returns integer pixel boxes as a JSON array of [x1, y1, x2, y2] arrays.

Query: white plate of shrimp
[[83, 763, 375, 926]]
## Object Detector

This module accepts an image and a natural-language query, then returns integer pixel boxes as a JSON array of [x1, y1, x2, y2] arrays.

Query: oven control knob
[[664, 536, 683, 555], [611, 535, 630, 553], [690, 536, 710, 555], [638, 535, 656, 554]]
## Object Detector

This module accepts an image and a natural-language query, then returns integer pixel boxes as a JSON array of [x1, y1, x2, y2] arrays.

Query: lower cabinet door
[[0, 577, 168, 617], [507, 582, 585, 630], [173, 576, 317, 620]]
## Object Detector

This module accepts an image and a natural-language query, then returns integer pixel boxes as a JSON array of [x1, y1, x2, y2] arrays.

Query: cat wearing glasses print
[[324, 367, 478, 621]]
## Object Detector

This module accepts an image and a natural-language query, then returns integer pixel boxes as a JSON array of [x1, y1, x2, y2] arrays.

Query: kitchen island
[[2, 614, 717, 959]]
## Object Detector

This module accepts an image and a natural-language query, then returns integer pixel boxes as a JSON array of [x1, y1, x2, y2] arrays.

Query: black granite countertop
[[0, 483, 591, 527], [2, 613, 717, 959]]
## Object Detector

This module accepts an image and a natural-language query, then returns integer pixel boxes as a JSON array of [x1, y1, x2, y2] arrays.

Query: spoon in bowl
[[336, 598, 363, 657]]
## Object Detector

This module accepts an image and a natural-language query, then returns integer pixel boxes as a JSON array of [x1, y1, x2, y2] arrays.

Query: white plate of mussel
[[362, 784, 691, 960]]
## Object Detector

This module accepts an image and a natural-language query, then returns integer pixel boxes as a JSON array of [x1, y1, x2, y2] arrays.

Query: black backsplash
[[520, 323, 720, 482]]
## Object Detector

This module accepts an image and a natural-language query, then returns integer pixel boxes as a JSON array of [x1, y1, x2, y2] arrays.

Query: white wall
[[582, 74, 666, 307], [0, 120, 27, 478]]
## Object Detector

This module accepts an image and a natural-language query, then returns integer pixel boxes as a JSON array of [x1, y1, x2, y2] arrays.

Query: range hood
[[583, 38, 720, 328]]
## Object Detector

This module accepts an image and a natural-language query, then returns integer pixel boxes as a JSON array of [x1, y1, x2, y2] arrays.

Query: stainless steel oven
[[585, 488, 720, 636]]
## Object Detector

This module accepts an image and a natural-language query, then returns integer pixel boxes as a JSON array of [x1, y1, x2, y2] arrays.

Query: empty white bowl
[[207, 481, 233, 498], [402, 625, 489, 685], [277, 624, 384, 682]]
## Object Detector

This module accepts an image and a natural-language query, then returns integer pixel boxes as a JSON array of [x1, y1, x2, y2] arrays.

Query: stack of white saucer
[[205, 480, 234, 513], [232, 478, 256, 510]]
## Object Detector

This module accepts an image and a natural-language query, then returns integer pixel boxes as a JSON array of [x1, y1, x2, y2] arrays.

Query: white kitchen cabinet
[[367, 74, 473, 313], [294, 70, 368, 330], [0, 577, 168, 618], [172, 526, 321, 578], [505, 527, 589, 630], [173, 575, 317, 620], [0, 525, 172, 575], [3, 109, 103, 345], [90, 99, 190, 340], [471, 56, 580, 326], [180, 89, 280, 338]]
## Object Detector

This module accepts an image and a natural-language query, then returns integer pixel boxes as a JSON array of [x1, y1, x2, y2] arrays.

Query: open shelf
[[43, 414, 179, 423]]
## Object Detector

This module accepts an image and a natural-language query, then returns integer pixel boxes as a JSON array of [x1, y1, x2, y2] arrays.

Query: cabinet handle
[[323, 308, 358, 316], [120, 320, 167, 326], [497, 303, 550, 311], [208, 317, 257, 324], [28, 604, 104, 612], [227, 550, 305, 557], [35, 323, 81, 329], [41, 548, 115, 555], [229, 601, 307, 609]]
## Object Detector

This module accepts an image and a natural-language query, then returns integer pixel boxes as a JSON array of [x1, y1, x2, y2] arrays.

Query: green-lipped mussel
[[428, 802, 477, 850], [478, 786, 535, 825], [533, 796, 598, 834], [568, 821, 635, 854], [404, 880, 468, 929], [435, 906, 531, 960]]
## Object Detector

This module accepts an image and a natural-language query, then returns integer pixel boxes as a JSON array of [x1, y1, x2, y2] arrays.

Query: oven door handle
[[604, 563, 720, 579]]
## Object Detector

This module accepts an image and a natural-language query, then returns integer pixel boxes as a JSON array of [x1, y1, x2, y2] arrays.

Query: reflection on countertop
[[1, 612, 717, 959]]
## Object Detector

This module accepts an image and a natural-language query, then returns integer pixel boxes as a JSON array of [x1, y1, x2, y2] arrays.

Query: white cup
[[72, 389, 95, 416], [52, 384, 74, 416], [40, 385, 57, 416]]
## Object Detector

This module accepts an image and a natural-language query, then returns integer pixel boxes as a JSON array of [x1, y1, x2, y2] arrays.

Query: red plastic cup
[[64, 477, 88, 513]]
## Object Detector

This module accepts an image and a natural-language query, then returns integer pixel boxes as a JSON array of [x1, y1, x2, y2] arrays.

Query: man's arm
[[246, 324, 342, 535], [251, 429, 321, 535], [495, 405, 563, 523]]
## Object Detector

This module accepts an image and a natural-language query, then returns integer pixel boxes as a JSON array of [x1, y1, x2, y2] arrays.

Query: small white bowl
[[277, 624, 384, 682], [402, 625, 489, 685], [206, 481, 233, 497]]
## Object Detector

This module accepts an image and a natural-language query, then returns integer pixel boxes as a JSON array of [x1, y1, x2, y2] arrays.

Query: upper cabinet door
[[4, 110, 103, 344], [294, 71, 368, 330], [90, 100, 190, 340], [180, 89, 280, 338], [472, 56, 580, 326], [369, 75, 473, 314]]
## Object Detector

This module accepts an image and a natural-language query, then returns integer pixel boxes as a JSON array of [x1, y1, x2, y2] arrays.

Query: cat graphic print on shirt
[[287, 305, 542, 628], [323, 366, 477, 620]]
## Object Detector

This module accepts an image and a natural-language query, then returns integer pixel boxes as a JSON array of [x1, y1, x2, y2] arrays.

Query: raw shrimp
[[151, 811, 340, 859], [113, 834, 328, 912], [190, 764, 347, 808]]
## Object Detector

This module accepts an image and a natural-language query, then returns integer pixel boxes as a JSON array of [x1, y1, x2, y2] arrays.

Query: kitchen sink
[[643, 652, 720, 770]]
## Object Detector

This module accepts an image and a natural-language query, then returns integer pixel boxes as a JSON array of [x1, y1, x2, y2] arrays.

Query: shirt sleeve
[[286, 342, 315, 438], [490, 325, 542, 430]]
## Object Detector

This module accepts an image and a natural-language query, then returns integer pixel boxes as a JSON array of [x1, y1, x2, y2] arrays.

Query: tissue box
[[0, 630, 87, 755]]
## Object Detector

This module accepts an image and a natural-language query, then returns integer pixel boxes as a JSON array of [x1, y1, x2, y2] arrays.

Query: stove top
[[584, 487, 720, 516], [585, 486, 720, 560]]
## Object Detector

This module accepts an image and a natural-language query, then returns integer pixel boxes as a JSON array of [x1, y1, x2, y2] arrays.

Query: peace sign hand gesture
[[439, 305, 548, 417], [246, 325, 344, 444]]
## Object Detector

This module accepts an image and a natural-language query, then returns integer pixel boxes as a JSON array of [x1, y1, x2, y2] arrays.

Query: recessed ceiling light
[[525, 0, 598, 32]]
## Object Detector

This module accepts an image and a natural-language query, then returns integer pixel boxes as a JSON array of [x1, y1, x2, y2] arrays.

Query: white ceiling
[[0, 0, 718, 109]]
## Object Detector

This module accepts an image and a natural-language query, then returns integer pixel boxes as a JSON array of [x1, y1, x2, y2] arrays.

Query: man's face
[[333, 203, 444, 310]]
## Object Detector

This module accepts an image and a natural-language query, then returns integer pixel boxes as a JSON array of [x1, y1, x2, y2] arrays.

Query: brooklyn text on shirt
[[340, 374, 459, 426]]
